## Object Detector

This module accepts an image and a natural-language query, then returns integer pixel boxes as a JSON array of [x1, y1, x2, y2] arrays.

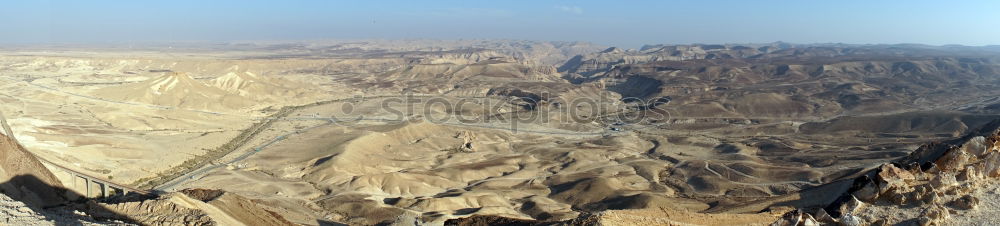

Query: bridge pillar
[[67, 173, 85, 201], [94, 182, 106, 198], [83, 177, 90, 198], [78, 175, 89, 198]]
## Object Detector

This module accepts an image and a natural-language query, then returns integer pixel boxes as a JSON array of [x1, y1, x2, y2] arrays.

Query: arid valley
[[2, 40, 1000, 225]]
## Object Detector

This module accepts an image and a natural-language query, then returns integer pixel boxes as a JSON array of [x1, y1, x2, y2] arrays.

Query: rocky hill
[[442, 121, 1000, 226], [210, 71, 319, 102], [0, 129, 119, 225], [93, 72, 255, 112], [770, 120, 1000, 225], [563, 45, 1000, 119], [0, 133, 68, 208]]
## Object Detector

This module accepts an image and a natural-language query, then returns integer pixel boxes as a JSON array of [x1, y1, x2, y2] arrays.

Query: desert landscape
[[1, 40, 1000, 225]]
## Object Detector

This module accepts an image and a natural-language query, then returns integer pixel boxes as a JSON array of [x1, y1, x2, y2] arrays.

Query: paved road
[[702, 161, 822, 186], [155, 119, 336, 191]]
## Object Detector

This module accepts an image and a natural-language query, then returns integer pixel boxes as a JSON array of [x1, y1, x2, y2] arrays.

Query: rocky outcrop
[[771, 121, 1000, 225], [1, 192, 121, 226], [82, 194, 214, 226], [0, 133, 69, 208], [179, 189, 296, 226], [68, 189, 297, 226]]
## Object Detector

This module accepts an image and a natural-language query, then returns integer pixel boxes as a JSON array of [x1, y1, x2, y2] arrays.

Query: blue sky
[[2, 0, 999, 48]]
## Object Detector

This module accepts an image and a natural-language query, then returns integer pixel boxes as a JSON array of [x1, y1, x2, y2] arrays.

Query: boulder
[[964, 136, 988, 157], [935, 148, 970, 171]]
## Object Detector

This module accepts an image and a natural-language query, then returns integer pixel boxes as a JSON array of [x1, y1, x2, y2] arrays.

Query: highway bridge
[[0, 110, 151, 199]]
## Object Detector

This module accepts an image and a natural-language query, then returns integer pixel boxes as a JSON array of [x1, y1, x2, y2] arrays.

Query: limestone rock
[[914, 185, 933, 198], [957, 184, 974, 194], [387, 211, 422, 226], [948, 195, 979, 210], [907, 162, 924, 175], [918, 216, 935, 226], [964, 136, 989, 157], [878, 164, 915, 182], [921, 192, 939, 205], [802, 213, 819, 226], [879, 178, 912, 204], [815, 208, 836, 223], [888, 192, 908, 205], [930, 173, 959, 190], [839, 214, 862, 226], [935, 148, 970, 171], [839, 195, 866, 216], [919, 205, 950, 226], [770, 209, 802, 226], [984, 152, 1000, 177], [455, 131, 476, 152], [853, 182, 879, 202], [958, 165, 982, 182], [871, 218, 888, 226]]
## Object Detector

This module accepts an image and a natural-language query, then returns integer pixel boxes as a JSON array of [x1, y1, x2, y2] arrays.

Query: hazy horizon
[[3, 0, 999, 49]]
